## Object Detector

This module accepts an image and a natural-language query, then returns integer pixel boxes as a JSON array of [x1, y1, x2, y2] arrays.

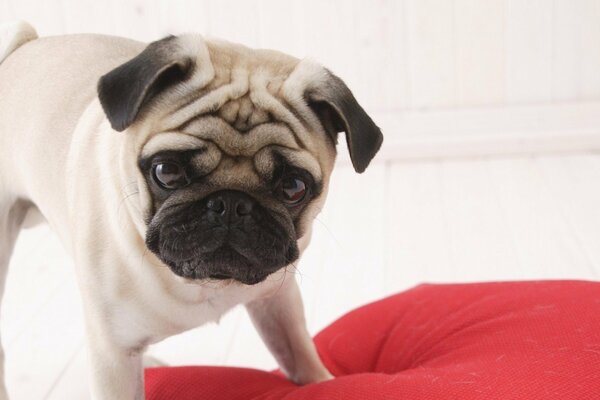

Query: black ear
[[97, 36, 192, 132], [306, 70, 383, 173]]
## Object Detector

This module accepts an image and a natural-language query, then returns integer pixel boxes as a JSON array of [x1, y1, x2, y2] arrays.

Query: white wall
[[2, 0, 600, 114]]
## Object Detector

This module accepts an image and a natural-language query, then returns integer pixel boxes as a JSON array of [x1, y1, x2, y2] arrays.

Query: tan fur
[[0, 31, 336, 400]]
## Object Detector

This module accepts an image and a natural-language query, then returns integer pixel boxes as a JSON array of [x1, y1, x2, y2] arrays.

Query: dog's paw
[[290, 368, 334, 385]]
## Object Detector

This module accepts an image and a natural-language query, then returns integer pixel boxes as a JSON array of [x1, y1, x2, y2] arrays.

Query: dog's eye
[[280, 177, 307, 205], [152, 162, 189, 190]]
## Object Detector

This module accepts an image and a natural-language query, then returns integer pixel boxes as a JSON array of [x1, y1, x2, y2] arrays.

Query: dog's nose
[[205, 190, 255, 220]]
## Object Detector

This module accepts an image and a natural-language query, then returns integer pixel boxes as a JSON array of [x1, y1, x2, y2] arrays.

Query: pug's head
[[97, 35, 382, 285]]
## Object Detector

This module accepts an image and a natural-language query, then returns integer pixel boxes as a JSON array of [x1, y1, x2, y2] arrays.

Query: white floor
[[3, 152, 600, 399]]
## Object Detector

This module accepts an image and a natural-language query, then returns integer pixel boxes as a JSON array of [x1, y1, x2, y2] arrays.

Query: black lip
[[209, 273, 232, 280], [145, 195, 299, 285]]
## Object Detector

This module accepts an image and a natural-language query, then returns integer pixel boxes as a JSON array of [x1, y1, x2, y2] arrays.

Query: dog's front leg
[[84, 316, 145, 400], [0, 200, 30, 400], [246, 276, 332, 385]]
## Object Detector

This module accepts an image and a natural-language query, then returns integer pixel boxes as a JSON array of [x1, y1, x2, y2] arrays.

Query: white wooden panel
[[348, 0, 409, 110], [1, 227, 63, 346], [438, 158, 519, 280], [356, 102, 600, 164], [155, 0, 211, 38], [578, 0, 600, 100], [5, 0, 64, 36], [300, 0, 358, 103], [60, 0, 117, 36], [46, 346, 89, 400], [0, 1, 14, 21], [223, 309, 275, 370], [553, 0, 583, 101], [4, 263, 83, 400], [406, 0, 457, 108], [385, 161, 453, 292], [536, 154, 600, 277], [6, 0, 600, 109], [385, 155, 599, 295], [553, 0, 600, 101], [487, 157, 593, 279], [455, 0, 505, 106], [106, 0, 161, 41], [3, 0, 600, 109], [308, 164, 386, 331], [256, 0, 305, 58], [505, 0, 553, 103], [206, 0, 260, 47]]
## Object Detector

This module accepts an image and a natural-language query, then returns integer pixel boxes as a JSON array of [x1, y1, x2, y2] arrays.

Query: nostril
[[236, 200, 253, 216], [206, 191, 255, 219], [207, 198, 226, 215]]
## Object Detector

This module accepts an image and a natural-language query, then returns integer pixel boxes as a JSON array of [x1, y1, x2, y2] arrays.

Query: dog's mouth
[[145, 192, 299, 285], [209, 273, 231, 280], [156, 242, 299, 285]]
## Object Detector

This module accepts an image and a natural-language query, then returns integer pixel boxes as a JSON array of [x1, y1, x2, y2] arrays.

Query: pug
[[0, 23, 382, 400]]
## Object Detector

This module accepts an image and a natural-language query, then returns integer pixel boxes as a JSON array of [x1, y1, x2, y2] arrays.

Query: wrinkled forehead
[[135, 35, 334, 180], [141, 117, 323, 182]]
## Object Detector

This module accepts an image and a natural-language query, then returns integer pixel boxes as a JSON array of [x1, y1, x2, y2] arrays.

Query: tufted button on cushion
[[145, 281, 600, 399]]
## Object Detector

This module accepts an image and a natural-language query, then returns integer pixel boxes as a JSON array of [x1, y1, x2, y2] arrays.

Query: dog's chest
[[109, 274, 285, 348]]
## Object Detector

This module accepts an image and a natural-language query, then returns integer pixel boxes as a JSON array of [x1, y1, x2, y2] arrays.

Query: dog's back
[[0, 26, 146, 284], [0, 30, 144, 210]]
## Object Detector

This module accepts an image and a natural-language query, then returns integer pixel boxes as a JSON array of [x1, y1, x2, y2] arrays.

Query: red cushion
[[145, 281, 600, 399]]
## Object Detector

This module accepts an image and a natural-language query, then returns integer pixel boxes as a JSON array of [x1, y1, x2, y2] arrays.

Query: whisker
[[117, 190, 140, 222], [313, 216, 343, 250]]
